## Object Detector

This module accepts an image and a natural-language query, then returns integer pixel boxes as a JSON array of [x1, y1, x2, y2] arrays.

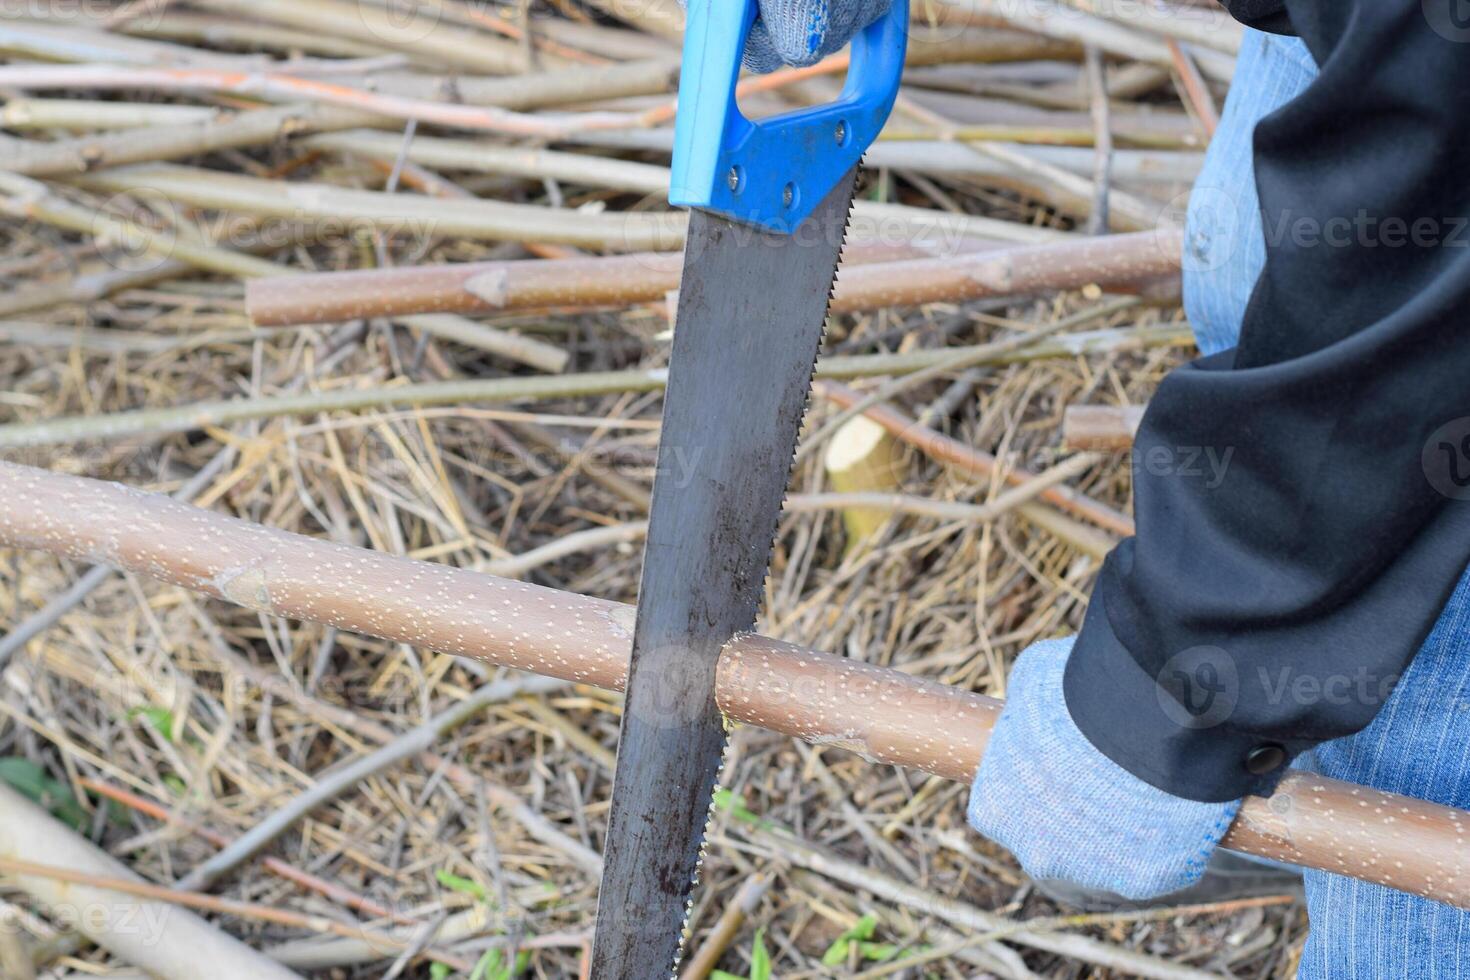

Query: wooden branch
[[77, 164, 685, 251], [678, 874, 771, 980], [0, 173, 568, 371], [1, 98, 216, 131], [0, 65, 643, 137], [827, 228, 1181, 313], [0, 18, 264, 70], [1, 461, 1467, 908], [75, 163, 1050, 264], [815, 381, 1135, 537], [1165, 39, 1221, 139], [823, 416, 906, 553], [0, 60, 680, 120], [565, 131, 1202, 189], [120, 10, 398, 60], [0, 326, 1191, 451], [305, 129, 673, 195], [0, 856, 487, 970], [188, 0, 542, 75], [0, 782, 299, 980], [80, 778, 421, 925], [5, 103, 375, 177], [1052, 0, 1244, 54], [247, 229, 1183, 326], [949, 0, 1236, 82], [1062, 404, 1146, 450]]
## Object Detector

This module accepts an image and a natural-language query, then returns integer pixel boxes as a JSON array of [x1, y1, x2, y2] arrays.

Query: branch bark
[[0, 65, 642, 137], [0, 782, 300, 980], [5, 103, 376, 178], [0, 462, 1466, 908], [186, 0, 542, 75], [1062, 403, 1146, 450], [247, 229, 1183, 326], [944, 0, 1236, 82]]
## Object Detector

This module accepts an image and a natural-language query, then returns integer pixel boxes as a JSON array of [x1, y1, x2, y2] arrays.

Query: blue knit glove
[[968, 638, 1242, 899], [679, 0, 893, 73]]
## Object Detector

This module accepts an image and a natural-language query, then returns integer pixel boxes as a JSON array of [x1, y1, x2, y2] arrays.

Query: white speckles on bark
[[1, 461, 1469, 906]]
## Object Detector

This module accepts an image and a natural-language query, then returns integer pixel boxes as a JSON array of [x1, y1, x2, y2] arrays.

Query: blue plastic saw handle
[[669, 0, 908, 235]]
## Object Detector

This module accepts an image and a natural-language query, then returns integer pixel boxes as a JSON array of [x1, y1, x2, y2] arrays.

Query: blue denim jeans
[[1186, 28, 1470, 977]]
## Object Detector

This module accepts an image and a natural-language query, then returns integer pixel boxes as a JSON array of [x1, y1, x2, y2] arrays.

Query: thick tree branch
[[246, 229, 1184, 326], [0, 461, 1464, 908]]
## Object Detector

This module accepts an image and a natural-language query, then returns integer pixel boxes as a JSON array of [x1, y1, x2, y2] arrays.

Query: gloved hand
[[743, 0, 891, 71], [968, 638, 1242, 899], [679, 0, 893, 73]]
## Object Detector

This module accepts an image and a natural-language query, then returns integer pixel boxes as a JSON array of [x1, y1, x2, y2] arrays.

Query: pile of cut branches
[[0, 1, 1318, 977]]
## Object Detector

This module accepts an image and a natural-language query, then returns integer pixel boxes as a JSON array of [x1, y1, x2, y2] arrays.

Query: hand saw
[[589, 2, 907, 975]]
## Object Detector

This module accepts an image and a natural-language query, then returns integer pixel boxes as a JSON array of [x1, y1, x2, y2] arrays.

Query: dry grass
[[0, 2, 1306, 976]]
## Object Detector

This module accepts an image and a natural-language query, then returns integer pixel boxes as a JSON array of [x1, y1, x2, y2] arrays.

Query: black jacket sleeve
[[1218, 1, 1293, 35], [1064, 0, 1470, 802]]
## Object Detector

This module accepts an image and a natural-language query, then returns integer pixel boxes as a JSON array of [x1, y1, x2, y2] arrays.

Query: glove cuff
[[968, 638, 1241, 900]]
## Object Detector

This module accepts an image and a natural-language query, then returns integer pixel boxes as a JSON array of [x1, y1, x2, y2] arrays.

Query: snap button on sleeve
[[1245, 744, 1287, 775]]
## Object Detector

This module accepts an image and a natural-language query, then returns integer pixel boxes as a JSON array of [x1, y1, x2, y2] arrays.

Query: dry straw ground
[[0, 0, 1308, 976]]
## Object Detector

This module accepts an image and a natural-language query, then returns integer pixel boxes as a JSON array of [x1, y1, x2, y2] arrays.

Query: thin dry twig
[[0, 327, 1190, 450], [174, 673, 566, 891]]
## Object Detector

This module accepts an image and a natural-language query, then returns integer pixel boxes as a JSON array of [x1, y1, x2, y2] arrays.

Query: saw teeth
[[669, 731, 737, 977], [669, 165, 862, 975]]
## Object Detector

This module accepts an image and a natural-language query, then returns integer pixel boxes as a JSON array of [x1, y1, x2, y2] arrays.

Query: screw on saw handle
[[668, 0, 909, 235]]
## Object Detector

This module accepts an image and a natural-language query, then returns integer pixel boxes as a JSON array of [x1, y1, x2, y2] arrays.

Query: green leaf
[[821, 913, 880, 966], [0, 758, 51, 801], [435, 868, 487, 902], [856, 941, 904, 962], [711, 788, 744, 818], [129, 706, 178, 743], [710, 789, 766, 827], [0, 757, 88, 832], [750, 926, 772, 980], [469, 950, 499, 980], [707, 927, 773, 980], [467, 947, 530, 980], [429, 963, 452, 980]]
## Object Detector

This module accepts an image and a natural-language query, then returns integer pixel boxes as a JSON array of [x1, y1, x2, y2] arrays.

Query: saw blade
[[589, 167, 859, 978]]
